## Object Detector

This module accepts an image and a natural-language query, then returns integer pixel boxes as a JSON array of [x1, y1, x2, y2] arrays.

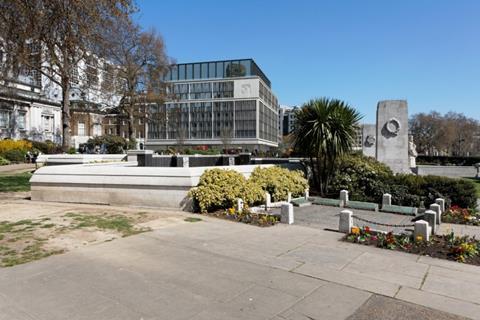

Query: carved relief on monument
[[381, 117, 401, 138], [364, 135, 376, 147]]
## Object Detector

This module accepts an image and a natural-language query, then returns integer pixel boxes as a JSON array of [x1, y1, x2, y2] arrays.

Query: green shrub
[[329, 155, 478, 209], [0, 156, 10, 166], [67, 147, 76, 154], [86, 135, 127, 154], [27, 140, 62, 154], [2, 149, 26, 163], [329, 154, 393, 203], [249, 166, 308, 201], [188, 169, 263, 213]]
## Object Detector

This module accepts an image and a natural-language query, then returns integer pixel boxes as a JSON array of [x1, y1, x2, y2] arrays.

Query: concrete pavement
[[0, 214, 478, 319]]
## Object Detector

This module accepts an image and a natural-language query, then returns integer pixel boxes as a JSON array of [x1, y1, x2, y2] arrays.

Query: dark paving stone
[[347, 295, 468, 320], [294, 204, 414, 234]]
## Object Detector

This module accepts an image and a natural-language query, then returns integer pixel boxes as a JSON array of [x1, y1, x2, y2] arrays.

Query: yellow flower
[[416, 235, 423, 242], [351, 226, 360, 235], [228, 208, 235, 215]]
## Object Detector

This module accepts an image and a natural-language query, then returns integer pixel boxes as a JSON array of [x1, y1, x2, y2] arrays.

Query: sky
[[135, 0, 480, 123]]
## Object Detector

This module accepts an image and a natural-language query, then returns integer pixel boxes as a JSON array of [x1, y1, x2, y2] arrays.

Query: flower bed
[[442, 206, 480, 226], [204, 207, 279, 227], [345, 226, 480, 265]]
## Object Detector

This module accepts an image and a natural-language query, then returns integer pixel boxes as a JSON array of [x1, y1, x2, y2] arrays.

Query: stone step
[[381, 204, 417, 216], [311, 197, 343, 207], [346, 201, 379, 212]]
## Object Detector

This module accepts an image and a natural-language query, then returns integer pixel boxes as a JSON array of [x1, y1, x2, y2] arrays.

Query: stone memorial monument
[[362, 100, 411, 173]]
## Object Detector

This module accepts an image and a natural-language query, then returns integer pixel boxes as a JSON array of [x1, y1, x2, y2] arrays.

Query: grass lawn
[[464, 177, 480, 198], [0, 172, 32, 192]]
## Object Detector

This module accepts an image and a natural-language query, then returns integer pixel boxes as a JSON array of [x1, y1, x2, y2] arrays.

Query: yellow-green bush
[[189, 166, 308, 212], [188, 168, 264, 213], [0, 140, 32, 155], [249, 166, 308, 201]]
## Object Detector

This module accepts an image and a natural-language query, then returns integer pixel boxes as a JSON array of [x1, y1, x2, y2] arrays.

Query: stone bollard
[[340, 190, 349, 205], [435, 198, 445, 213], [339, 210, 353, 233], [287, 192, 292, 203], [236, 198, 244, 214], [430, 203, 441, 225], [414, 220, 431, 242], [382, 193, 392, 207], [281, 203, 294, 224], [265, 192, 271, 210], [424, 210, 437, 234], [304, 189, 309, 200]]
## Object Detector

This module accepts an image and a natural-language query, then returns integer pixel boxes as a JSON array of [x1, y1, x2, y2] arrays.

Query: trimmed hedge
[[329, 154, 478, 209], [417, 156, 480, 166]]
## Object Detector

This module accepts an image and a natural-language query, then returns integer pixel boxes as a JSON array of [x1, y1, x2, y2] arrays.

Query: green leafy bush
[[329, 154, 393, 203], [27, 140, 62, 154], [2, 149, 26, 163], [189, 169, 264, 213], [67, 147, 76, 154], [249, 166, 308, 201], [0, 156, 10, 166], [86, 135, 127, 154], [329, 154, 477, 208]]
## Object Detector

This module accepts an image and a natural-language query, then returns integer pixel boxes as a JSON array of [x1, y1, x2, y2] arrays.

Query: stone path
[[294, 204, 415, 233], [0, 163, 36, 174], [1, 204, 480, 319]]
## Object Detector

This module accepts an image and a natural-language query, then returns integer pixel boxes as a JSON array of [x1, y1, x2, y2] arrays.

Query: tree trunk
[[61, 80, 71, 151], [128, 111, 135, 142]]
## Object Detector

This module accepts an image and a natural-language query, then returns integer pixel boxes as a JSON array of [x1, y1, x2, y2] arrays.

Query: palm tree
[[293, 98, 362, 195]]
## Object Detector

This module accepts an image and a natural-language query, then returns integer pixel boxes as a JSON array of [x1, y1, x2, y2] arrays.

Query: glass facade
[[149, 59, 279, 147], [163, 59, 271, 88]]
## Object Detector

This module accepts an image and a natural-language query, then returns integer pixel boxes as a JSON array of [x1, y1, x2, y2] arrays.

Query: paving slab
[[282, 283, 371, 320], [347, 294, 468, 320], [396, 287, 480, 320], [0, 200, 480, 319], [342, 252, 429, 288]]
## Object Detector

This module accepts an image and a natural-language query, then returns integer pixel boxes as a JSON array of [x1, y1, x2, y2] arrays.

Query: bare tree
[[0, 0, 133, 150], [409, 111, 480, 156], [101, 17, 170, 146]]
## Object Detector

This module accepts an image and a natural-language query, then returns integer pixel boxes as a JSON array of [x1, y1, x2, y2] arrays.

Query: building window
[[109, 128, 114, 135], [78, 122, 85, 136], [86, 56, 99, 87], [212, 81, 233, 99], [190, 82, 212, 100], [0, 110, 10, 128], [93, 124, 102, 136], [17, 111, 26, 130], [42, 115, 54, 132], [102, 64, 114, 91]]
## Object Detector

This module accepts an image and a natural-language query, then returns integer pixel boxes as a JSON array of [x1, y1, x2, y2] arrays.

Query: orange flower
[[351, 226, 360, 235]]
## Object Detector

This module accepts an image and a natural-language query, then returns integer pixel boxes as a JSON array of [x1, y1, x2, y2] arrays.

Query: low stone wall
[[30, 162, 272, 210], [416, 165, 476, 178], [36, 154, 127, 166]]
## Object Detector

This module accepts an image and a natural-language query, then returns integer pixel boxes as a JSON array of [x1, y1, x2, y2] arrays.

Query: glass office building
[[146, 59, 279, 151]]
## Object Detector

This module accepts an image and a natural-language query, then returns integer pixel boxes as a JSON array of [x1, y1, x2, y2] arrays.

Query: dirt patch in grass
[[0, 210, 157, 267]]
